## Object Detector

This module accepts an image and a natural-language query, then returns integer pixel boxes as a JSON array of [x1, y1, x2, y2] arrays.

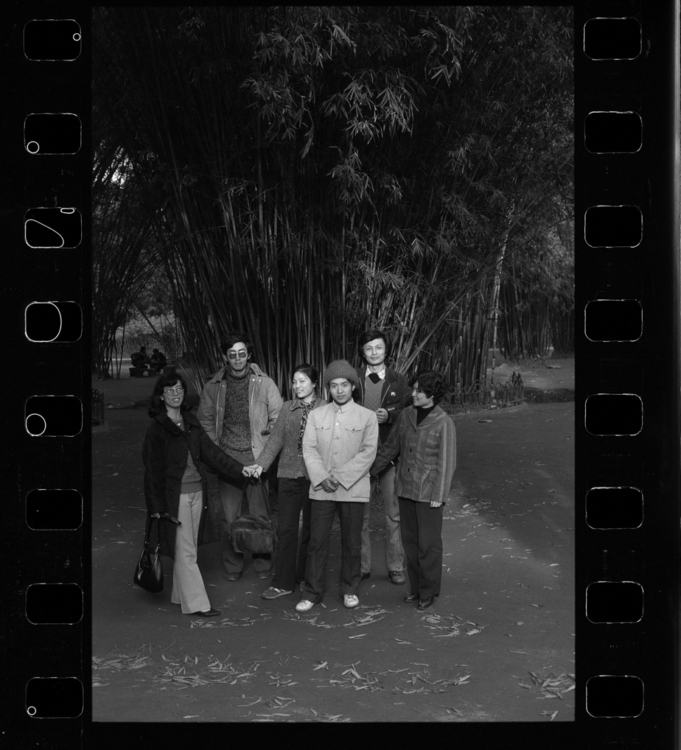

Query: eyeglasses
[[227, 351, 248, 360], [163, 386, 184, 394]]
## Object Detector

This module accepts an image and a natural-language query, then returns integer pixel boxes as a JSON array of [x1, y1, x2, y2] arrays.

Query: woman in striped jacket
[[371, 371, 456, 611]]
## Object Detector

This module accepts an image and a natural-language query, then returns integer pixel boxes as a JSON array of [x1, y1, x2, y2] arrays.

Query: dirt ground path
[[92, 366, 574, 723]]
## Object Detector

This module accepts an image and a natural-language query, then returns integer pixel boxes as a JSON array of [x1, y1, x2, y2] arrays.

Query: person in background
[[370, 371, 456, 611], [243, 364, 327, 600], [131, 346, 150, 369], [142, 372, 245, 617], [298, 360, 378, 612], [356, 329, 411, 586], [196, 332, 283, 581], [150, 349, 167, 374]]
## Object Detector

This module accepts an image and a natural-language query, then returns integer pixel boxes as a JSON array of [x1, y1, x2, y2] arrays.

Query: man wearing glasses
[[197, 332, 283, 581]]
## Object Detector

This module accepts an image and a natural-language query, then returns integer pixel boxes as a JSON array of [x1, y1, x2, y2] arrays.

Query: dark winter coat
[[142, 410, 245, 558], [356, 364, 412, 445]]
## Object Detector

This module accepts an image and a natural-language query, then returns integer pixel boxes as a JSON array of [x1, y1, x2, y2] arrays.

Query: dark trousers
[[302, 500, 364, 603], [398, 497, 443, 600], [272, 477, 312, 592], [217, 451, 271, 575]]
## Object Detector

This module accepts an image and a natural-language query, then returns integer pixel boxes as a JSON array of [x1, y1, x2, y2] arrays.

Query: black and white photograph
[[91, 6, 575, 723]]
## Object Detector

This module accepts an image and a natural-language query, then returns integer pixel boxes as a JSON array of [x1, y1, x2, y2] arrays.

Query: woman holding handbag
[[143, 372, 245, 617], [243, 364, 327, 600]]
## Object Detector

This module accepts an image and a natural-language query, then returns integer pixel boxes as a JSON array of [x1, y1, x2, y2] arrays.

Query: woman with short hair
[[243, 364, 327, 599], [371, 371, 456, 611], [143, 372, 244, 617]]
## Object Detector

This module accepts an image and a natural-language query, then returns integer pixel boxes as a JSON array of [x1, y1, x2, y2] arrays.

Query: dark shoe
[[256, 571, 271, 580], [418, 596, 436, 610], [403, 593, 419, 603], [361, 571, 371, 581], [225, 572, 241, 581], [389, 570, 406, 585], [191, 608, 221, 617]]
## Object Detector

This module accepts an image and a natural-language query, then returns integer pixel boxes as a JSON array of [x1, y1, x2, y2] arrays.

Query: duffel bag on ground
[[229, 514, 278, 555]]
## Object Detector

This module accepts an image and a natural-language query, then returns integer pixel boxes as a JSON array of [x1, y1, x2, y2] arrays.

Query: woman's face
[[292, 372, 315, 400], [411, 381, 434, 409], [162, 381, 185, 410]]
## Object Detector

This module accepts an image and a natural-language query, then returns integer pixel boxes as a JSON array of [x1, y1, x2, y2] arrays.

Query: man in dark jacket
[[356, 329, 412, 585]]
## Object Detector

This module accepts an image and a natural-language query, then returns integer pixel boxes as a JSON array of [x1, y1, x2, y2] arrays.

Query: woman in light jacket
[[371, 371, 456, 611], [243, 364, 327, 600], [143, 372, 244, 617]]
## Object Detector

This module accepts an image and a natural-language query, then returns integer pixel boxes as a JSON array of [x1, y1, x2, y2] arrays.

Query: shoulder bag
[[133, 515, 164, 593]]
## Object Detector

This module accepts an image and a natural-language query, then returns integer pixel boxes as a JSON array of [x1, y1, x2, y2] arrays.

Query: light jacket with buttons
[[371, 405, 456, 505], [303, 400, 378, 502], [196, 362, 283, 460]]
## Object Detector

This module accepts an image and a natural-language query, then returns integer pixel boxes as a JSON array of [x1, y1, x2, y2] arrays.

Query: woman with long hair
[[142, 372, 244, 616], [243, 364, 327, 600]]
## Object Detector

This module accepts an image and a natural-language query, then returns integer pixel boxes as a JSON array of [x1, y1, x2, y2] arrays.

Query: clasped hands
[[242, 464, 264, 479], [320, 476, 340, 493]]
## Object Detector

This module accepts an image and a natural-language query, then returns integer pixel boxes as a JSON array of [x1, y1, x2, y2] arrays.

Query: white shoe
[[343, 594, 360, 609], [295, 599, 315, 613]]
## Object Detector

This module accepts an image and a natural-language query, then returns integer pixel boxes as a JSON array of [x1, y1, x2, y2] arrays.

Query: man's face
[[226, 341, 250, 376], [329, 377, 355, 405], [362, 338, 386, 368]]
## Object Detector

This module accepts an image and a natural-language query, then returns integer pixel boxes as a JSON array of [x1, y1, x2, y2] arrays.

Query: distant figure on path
[[197, 332, 283, 582], [131, 346, 150, 369], [149, 349, 167, 374], [371, 371, 456, 611]]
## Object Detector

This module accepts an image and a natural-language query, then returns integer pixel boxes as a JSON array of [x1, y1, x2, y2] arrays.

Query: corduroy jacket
[[142, 411, 244, 558], [371, 405, 456, 505], [196, 363, 283, 459], [356, 364, 412, 445], [303, 400, 379, 502], [255, 397, 328, 479]]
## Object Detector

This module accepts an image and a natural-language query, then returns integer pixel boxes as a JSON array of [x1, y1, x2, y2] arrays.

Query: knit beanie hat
[[323, 359, 359, 390]]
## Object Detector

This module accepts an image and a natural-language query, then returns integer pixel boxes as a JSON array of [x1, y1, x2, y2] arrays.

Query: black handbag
[[229, 484, 278, 555], [133, 515, 164, 593]]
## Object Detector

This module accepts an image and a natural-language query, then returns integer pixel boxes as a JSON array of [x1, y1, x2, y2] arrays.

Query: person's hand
[[375, 408, 389, 424], [150, 512, 161, 519], [320, 477, 339, 493], [242, 464, 263, 478], [430, 500, 443, 508]]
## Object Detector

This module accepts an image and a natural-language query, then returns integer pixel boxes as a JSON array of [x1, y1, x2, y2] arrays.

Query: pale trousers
[[170, 491, 211, 614], [360, 463, 405, 574]]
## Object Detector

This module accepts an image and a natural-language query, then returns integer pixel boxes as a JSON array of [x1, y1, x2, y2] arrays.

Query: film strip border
[[5, 5, 91, 745], [4, 2, 679, 747], [576, 0, 679, 745]]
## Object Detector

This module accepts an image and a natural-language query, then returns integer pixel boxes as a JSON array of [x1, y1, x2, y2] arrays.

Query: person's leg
[[398, 497, 419, 596], [414, 502, 444, 600], [296, 485, 312, 583], [300, 500, 335, 603], [171, 492, 211, 614], [380, 464, 405, 573], [338, 501, 365, 597], [217, 477, 245, 575], [271, 478, 305, 592], [360, 496, 372, 576]]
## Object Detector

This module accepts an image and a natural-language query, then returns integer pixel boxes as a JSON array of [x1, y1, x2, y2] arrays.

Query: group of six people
[[142, 329, 457, 619]]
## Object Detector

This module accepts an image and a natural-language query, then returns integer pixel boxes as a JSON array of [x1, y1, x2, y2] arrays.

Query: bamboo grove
[[93, 6, 573, 395]]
